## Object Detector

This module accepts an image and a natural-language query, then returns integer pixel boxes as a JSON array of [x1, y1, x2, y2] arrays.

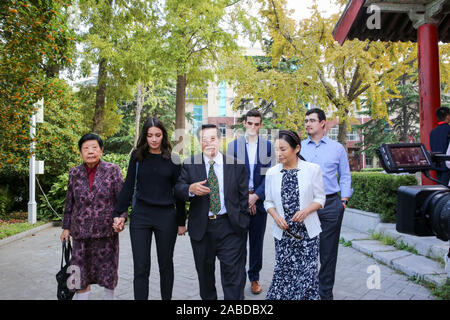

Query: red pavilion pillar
[[417, 23, 441, 185]]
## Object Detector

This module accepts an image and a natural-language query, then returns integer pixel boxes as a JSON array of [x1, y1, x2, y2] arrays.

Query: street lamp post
[[28, 99, 44, 224]]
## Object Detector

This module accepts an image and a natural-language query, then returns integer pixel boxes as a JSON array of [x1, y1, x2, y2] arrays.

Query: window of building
[[328, 127, 339, 141], [193, 105, 203, 134], [365, 156, 373, 168], [327, 127, 360, 142], [218, 123, 227, 137], [218, 81, 226, 117], [347, 130, 360, 141]]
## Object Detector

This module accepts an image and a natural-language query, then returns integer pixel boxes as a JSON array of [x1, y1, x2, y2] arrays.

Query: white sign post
[[28, 99, 44, 224]]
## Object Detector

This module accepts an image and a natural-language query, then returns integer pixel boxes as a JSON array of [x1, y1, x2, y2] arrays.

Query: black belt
[[208, 213, 228, 220], [326, 193, 338, 199]]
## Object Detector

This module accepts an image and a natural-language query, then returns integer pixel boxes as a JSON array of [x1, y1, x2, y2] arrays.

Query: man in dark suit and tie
[[175, 124, 250, 300], [227, 109, 274, 295]]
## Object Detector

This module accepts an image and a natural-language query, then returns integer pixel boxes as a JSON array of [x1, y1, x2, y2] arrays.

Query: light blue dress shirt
[[245, 136, 258, 191], [300, 136, 353, 198]]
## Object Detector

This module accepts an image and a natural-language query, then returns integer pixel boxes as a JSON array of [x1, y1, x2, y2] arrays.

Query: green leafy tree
[[74, 0, 156, 136], [227, 39, 301, 131], [1, 77, 87, 213], [354, 105, 397, 159], [0, 0, 75, 167], [156, 0, 253, 153], [387, 73, 420, 143], [104, 81, 180, 154], [223, 0, 427, 147]]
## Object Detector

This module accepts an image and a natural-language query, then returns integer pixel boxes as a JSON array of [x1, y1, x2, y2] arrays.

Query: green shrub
[[0, 185, 14, 219], [360, 168, 384, 172], [102, 153, 130, 178], [38, 172, 68, 221], [348, 172, 418, 222]]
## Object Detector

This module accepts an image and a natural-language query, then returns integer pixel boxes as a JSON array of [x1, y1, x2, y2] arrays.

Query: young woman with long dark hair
[[113, 117, 186, 300]]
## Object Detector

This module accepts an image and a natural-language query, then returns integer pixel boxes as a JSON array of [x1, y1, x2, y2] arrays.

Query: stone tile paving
[[0, 218, 435, 300]]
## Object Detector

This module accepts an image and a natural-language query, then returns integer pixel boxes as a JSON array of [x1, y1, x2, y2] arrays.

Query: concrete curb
[[342, 208, 448, 260], [341, 226, 448, 287], [374, 223, 449, 260], [0, 221, 60, 248], [342, 208, 381, 233], [341, 207, 449, 287]]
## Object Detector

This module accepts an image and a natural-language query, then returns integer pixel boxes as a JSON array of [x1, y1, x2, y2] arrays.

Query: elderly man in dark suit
[[175, 124, 250, 300]]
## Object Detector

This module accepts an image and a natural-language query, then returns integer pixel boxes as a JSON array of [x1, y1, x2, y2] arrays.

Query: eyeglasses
[[303, 119, 318, 124], [285, 228, 303, 240]]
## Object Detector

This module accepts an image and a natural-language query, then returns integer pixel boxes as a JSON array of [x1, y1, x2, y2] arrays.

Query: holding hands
[[113, 217, 126, 233]]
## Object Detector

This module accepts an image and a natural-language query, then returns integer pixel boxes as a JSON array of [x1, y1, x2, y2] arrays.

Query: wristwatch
[[341, 200, 348, 206]]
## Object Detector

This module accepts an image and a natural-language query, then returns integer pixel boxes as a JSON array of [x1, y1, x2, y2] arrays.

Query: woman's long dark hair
[[135, 117, 172, 161], [278, 130, 306, 161]]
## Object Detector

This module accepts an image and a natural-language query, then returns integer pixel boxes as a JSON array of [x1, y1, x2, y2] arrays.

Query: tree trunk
[[92, 58, 107, 135], [337, 108, 349, 151], [337, 120, 348, 150], [134, 83, 144, 149], [175, 74, 186, 155], [401, 103, 408, 142]]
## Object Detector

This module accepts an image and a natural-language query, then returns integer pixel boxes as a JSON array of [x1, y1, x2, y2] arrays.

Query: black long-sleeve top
[[113, 151, 186, 226]]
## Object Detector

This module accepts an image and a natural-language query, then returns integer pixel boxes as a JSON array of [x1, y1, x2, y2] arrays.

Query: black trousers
[[190, 215, 247, 300], [129, 201, 178, 300], [247, 204, 267, 282], [318, 194, 345, 300]]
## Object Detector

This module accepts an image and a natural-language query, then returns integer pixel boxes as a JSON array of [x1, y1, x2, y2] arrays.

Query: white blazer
[[264, 160, 326, 240]]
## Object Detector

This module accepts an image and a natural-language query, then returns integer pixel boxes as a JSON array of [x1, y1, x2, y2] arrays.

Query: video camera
[[377, 143, 450, 241]]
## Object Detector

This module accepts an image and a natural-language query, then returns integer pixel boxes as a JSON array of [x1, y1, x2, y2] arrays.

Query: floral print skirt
[[70, 235, 120, 291], [266, 224, 320, 300]]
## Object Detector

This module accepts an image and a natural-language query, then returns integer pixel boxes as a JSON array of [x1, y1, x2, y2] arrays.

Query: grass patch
[[370, 232, 418, 254], [339, 237, 352, 247], [396, 240, 419, 254], [408, 276, 450, 300], [0, 216, 47, 240], [431, 281, 450, 300]]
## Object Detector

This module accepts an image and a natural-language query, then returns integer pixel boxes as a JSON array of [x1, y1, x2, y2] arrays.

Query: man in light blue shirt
[[300, 108, 353, 300]]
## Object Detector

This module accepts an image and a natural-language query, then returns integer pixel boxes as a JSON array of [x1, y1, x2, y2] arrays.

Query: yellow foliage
[[222, 0, 450, 145]]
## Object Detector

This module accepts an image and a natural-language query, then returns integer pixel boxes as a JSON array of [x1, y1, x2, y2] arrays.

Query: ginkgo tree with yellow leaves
[[222, 0, 449, 148]]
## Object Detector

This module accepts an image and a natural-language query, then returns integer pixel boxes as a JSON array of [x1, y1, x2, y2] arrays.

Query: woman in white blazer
[[264, 130, 325, 300]]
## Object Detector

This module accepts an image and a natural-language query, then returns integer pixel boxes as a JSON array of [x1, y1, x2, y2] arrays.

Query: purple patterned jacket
[[62, 160, 128, 240]]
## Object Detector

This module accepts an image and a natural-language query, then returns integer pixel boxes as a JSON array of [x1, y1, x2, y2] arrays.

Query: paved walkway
[[0, 218, 436, 300]]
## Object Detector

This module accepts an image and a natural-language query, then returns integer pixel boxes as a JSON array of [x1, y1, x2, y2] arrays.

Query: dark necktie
[[208, 160, 221, 215]]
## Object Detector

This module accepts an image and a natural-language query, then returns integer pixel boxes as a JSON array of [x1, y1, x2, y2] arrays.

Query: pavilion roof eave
[[332, 0, 450, 45]]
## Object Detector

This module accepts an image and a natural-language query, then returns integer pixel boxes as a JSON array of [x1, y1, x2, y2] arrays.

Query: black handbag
[[56, 239, 75, 300]]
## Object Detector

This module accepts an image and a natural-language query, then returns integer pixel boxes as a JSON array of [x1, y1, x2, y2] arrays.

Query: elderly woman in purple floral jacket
[[60, 133, 127, 300]]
